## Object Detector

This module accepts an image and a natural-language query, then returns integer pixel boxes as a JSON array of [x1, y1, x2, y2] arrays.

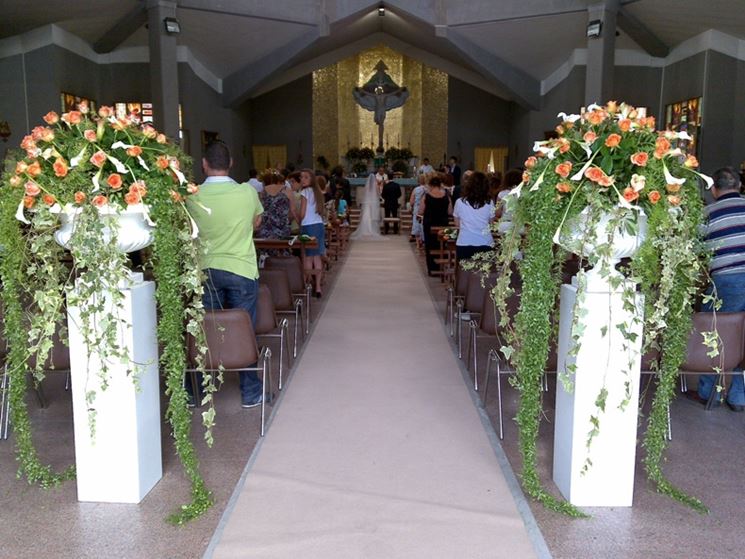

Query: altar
[[349, 177, 417, 206]]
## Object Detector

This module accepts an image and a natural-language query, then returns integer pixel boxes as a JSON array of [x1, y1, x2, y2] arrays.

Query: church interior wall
[[447, 76, 511, 172], [0, 53, 28, 151], [248, 74, 313, 172]]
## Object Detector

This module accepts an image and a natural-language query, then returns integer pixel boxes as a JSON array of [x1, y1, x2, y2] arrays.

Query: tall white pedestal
[[552, 282, 643, 507], [67, 278, 162, 503]]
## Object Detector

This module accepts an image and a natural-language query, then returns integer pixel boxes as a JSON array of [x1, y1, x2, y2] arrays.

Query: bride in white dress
[[350, 173, 385, 240]]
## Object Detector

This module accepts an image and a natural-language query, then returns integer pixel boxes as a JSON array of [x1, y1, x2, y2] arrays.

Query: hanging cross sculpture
[[353, 60, 409, 153]]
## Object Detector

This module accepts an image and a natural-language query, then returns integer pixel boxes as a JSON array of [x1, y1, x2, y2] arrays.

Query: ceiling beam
[[177, 0, 317, 26], [448, 0, 639, 27], [92, 5, 147, 54], [617, 6, 669, 57], [222, 27, 321, 107], [445, 28, 541, 109]]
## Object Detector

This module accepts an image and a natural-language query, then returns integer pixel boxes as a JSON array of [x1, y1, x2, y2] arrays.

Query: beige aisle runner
[[209, 237, 538, 559]]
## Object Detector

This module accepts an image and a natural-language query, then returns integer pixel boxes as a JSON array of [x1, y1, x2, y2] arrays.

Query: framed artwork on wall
[[61, 92, 96, 114], [665, 97, 702, 157]]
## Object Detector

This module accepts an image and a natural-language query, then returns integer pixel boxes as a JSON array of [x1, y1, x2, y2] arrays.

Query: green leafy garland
[[469, 102, 711, 514], [0, 105, 212, 521]]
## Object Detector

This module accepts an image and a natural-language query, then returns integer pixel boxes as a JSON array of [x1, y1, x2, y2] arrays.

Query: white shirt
[[418, 164, 434, 175], [301, 188, 324, 225], [453, 199, 495, 247], [248, 178, 263, 192]]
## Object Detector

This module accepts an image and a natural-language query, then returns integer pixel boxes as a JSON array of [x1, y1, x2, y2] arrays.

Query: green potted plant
[[0, 103, 213, 523], [471, 101, 713, 515]]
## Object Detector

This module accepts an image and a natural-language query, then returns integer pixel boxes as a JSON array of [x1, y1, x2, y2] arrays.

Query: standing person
[[375, 165, 388, 191], [418, 158, 434, 176], [696, 167, 745, 411], [409, 174, 428, 247], [418, 175, 452, 276], [247, 168, 263, 193], [449, 156, 462, 187], [331, 165, 352, 204], [287, 171, 303, 234], [299, 169, 326, 297], [381, 178, 402, 234], [186, 141, 265, 409], [258, 171, 297, 255], [452, 171, 496, 263]]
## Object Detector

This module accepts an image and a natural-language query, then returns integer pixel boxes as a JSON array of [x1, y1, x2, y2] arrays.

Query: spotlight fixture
[[163, 17, 181, 35], [378, 6, 385, 16], [586, 19, 602, 38]]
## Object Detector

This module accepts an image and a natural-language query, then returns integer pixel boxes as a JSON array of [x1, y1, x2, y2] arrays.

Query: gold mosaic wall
[[312, 46, 448, 167]]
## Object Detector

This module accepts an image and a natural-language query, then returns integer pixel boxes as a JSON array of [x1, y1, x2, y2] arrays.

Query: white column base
[[67, 277, 162, 504], [552, 282, 643, 507]]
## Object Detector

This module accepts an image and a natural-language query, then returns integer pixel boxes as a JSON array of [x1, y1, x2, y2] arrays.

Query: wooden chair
[[255, 285, 291, 390], [187, 309, 272, 435], [260, 269, 304, 358]]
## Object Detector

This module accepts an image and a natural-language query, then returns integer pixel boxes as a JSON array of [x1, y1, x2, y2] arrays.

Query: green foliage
[[0, 106, 211, 521]]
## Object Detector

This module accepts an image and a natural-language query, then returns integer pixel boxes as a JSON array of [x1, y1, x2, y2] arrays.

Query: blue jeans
[[191, 268, 262, 403], [699, 273, 745, 405]]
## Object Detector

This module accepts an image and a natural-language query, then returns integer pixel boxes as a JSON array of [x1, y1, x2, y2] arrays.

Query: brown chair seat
[[265, 256, 311, 335], [255, 284, 291, 390], [260, 268, 304, 358]]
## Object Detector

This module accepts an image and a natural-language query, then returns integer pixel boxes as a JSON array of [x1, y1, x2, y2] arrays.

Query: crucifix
[[353, 60, 409, 153]]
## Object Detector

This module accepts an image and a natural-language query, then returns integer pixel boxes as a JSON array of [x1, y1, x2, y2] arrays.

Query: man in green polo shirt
[[187, 141, 265, 408]]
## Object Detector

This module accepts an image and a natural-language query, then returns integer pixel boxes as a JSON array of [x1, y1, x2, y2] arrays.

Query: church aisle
[[207, 236, 540, 559]]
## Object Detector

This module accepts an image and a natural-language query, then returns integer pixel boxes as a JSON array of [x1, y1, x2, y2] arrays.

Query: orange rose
[[618, 119, 631, 132], [186, 183, 199, 194], [43, 111, 59, 125], [126, 145, 143, 157], [84, 129, 97, 142], [584, 166, 604, 183], [622, 186, 639, 202], [129, 181, 147, 196], [53, 157, 68, 178], [156, 133, 167, 144], [31, 126, 45, 141], [15, 161, 28, 175], [111, 117, 130, 131], [170, 190, 183, 202], [9, 175, 21, 187], [645, 116, 656, 129], [655, 137, 671, 153], [555, 162, 573, 178], [77, 101, 89, 114], [605, 133, 622, 148], [653, 148, 665, 160], [106, 173, 123, 190], [20, 135, 36, 152], [606, 101, 618, 113], [522, 171, 531, 183], [91, 195, 108, 208], [40, 128, 55, 142], [555, 125, 565, 136], [583, 131, 597, 144], [524, 156, 538, 169], [556, 181, 572, 193], [26, 161, 42, 178], [23, 196, 36, 209], [156, 156, 170, 170], [24, 181, 41, 197], [42, 194, 56, 206], [98, 106, 114, 118], [587, 110, 606, 125], [684, 155, 699, 168], [74, 191, 87, 204], [630, 152, 648, 166], [141, 125, 157, 139], [666, 183, 681, 193], [667, 195, 681, 206], [124, 191, 141, 205], [90, 150, 107, 167], [648, 191, 661, 204], [557, 138, 570, 153], [62, 111, 82, 125]]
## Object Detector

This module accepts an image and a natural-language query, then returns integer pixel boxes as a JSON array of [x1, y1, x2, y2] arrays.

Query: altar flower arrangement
[[471, 102, 711, 515], [0, 103, 213, 523]]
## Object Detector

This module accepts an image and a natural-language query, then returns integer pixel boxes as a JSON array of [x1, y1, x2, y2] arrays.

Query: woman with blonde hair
[[299, 169, 326, 297]]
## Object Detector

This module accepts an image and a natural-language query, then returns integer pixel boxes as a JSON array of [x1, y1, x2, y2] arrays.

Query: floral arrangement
[[0, 103, 213, 523], [471, 101, 711, 515]]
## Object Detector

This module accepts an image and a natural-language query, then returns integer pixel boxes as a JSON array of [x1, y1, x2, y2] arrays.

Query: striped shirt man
[[703, 190, 745, 276]]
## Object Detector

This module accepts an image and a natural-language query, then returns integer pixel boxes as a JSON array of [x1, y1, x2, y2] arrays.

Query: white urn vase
[[54, 203, 154, 254], [557, 206, 647, 292]]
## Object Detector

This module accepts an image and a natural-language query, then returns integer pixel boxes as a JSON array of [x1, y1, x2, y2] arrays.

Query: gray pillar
[[585, 0, 619, 106], [147, 0, 180, 139]]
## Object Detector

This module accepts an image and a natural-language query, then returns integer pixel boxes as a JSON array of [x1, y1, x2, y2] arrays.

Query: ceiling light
[[586, 19, 602, 38], [378, 7, 385, 16], [163, 17, 181, 35]]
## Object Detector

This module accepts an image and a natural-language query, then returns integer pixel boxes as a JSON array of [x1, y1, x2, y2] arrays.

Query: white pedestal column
[[67, 276, 162, 503], [552, 282, 643, 507]]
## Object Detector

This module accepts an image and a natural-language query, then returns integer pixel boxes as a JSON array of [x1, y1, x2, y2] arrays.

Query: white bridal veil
[[350, 173, 385, 240]]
